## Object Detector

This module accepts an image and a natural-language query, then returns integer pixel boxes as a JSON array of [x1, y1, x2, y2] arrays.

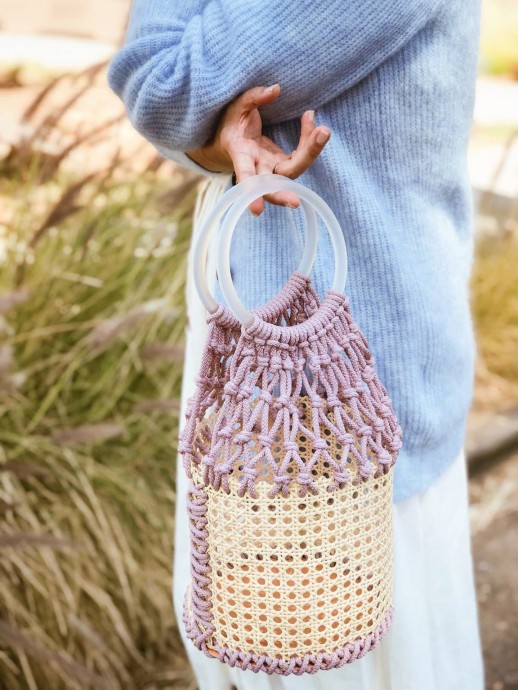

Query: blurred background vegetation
[[0, 1, 517, 689]]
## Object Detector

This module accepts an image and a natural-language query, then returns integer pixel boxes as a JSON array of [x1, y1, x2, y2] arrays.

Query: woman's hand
[[186, 84, 331, 216]]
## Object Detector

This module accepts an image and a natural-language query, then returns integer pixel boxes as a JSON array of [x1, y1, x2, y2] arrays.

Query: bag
[[180, 175, 402, 676]]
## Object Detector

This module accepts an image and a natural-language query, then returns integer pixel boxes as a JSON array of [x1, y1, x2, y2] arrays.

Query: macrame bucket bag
[[180, 174, 402, 676]]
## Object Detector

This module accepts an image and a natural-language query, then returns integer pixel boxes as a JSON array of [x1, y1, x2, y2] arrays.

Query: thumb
[[237, 83, 281, 113]]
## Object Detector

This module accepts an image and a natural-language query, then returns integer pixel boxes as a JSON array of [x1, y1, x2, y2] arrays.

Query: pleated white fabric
[[173, 176, 485, 690]]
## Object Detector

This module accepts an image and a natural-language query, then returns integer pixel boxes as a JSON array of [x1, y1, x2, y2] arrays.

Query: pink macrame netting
[[180, 272, 320, 468], [182, 286, 401, 495]]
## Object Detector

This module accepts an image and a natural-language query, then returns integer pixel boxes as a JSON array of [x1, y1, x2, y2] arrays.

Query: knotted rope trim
[[183, 592, 394, 676]]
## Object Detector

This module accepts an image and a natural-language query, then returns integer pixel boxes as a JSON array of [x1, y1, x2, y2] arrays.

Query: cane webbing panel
[[186, 402, 394, 662]]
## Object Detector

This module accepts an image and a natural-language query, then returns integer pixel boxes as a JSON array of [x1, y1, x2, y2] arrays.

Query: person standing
[[108, 1, 485, 687]]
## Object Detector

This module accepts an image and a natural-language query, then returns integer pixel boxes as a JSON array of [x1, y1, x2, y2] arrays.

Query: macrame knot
[[358, 425, 372, 438], [358, 462, 373, 480], [388, 436, 403, 453], [178, 440, 191, 455], [273, 397, 298, 414], [296, 472, 313, 487], [259, 391, 273, 405], [196, 374, 210, 388], [308, 355, 322, 371], [325, 396, 342, 409], [283, 355, 294, 370], [373, 418, 386, 433], [235, 430, 253, 444], [273, 474, 290, 487], [213, 462, 229, 475], [211, 343, 232, 356], [343, 387, 359, 400], [256, 355, 270, 368], [362, 365, 376, 382], [380, 404, 393, 419], [378, 448, 392, 466], [201, 454, 215, 469], [197, 374, 217, 389], [269, 475, 291, 497], [338, 335, 350, 348], [218, 425, 234, 440], [270, 354, 283, 371], [333, 469, 350, 485], [223, 380, 240, 396], [258, 434, 274, 449], [236, 387, 253, 402], [283, 441, 299, 454], [242, 465, 258, 481], [320, 323, 332, 337], [293, 359, 305, 373], [337, 432, 355, 446], [312, 439, 328, 452]]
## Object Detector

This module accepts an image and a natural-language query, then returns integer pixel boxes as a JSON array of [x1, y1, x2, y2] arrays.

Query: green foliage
[[0, 164, 197, 689]]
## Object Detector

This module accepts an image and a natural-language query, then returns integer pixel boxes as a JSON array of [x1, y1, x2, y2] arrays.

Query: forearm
[[108, 0, 445, 152]]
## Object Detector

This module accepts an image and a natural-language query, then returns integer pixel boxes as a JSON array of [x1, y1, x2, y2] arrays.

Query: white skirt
[[173, 177, 485, 690]]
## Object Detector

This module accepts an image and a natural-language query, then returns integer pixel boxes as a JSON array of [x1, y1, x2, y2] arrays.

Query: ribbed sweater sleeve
[[108, 0, 445, 152]]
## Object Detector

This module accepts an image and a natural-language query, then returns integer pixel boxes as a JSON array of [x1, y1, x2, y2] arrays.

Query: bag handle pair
[[194, 173, 348, 328]]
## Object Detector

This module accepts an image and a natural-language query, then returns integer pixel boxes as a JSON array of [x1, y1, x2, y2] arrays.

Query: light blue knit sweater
[[108, 0, 481, 502]]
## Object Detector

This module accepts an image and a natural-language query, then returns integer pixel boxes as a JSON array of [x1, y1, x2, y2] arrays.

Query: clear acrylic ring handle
[[193, 179, 318, 314], [217, 173, 348, 328]]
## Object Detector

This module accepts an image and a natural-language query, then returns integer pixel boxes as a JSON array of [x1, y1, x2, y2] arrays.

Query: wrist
[[186, 145, 233, 174]]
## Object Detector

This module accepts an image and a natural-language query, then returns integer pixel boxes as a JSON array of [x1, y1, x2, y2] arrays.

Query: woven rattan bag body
[[180, 175, 402, 676]]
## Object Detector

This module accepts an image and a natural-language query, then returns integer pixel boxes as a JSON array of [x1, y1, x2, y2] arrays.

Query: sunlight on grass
[[0, 121, 197, 686]]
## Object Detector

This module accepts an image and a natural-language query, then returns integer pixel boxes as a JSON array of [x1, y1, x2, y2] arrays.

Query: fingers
[[257, 158, 300, 210], [224, 84, 282, 216], [300, 108, 316, 142], [232, 83, 281, 115], [274, 110, 331, 179], [259, 110, 330, 209], [227, 84, 281, 119], [224, 91, 331, 216], [231, 148, 265, 216]]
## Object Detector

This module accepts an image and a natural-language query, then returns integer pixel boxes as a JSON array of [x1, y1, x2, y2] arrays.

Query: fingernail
[[264, 83, 279, 93], [307, 110, 315, 122], [316, 129, 330, 145], [251, 209, 262, 216]]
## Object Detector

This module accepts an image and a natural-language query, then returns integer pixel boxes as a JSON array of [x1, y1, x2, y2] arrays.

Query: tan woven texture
[[187, 399, 394, 660]]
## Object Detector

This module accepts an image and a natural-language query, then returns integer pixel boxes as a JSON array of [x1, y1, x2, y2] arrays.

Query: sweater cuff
[[155, 144, 232, 180]]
